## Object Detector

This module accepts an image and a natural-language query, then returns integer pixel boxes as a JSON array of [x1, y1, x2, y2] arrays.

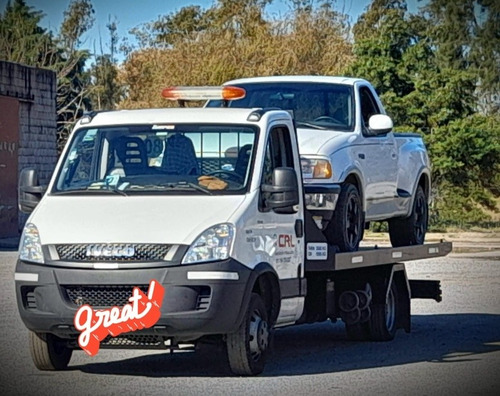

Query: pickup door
[[353, 84, 398, 219]]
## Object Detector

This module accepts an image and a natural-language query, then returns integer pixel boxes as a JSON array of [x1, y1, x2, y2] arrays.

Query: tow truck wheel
[[389, 185, 428, 247], [29, 331, 72, 370], [369, 280, 398, 341], [226, 293, 269, 376], [327, 183, 363, 252]]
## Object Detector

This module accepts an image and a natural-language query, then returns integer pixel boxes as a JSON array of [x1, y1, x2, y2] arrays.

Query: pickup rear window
[[207, 82, 355, 132], [52, 124, 257, 195]]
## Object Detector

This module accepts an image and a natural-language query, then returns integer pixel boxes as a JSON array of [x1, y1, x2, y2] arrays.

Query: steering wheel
[[314, 116, 343, 125], [207, 170, 244, 183]]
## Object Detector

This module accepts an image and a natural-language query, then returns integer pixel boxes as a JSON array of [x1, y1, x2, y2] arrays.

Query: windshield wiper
[[129, 181, 213, 195], [101, 187, 128, 196], [53, 187, 128, 196], [164, 181, 213, 195], [296, 121, 328, 130]]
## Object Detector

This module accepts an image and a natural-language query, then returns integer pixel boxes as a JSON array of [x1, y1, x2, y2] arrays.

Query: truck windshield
[[53, 124, 257, 195], [207, 82, 354, 132]]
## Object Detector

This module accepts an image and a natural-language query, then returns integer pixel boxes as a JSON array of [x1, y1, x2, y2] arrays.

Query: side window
[[261, 126, 295, 183], [260, 126, 295, 211], [360, 87, 380, 127], [63, 130, 99, 187]]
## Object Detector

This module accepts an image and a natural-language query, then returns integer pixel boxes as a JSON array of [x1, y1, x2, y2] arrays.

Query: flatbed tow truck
[[15, 86, 451, 375]]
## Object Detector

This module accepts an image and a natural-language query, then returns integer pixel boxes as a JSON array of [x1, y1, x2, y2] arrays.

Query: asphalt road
[[1, 250, 499, 396]]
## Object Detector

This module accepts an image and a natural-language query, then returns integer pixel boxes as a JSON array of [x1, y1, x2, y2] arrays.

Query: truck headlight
[[19, 223, 44, 264], [182, 223, 235, 264], [301, 158, 332, 179]]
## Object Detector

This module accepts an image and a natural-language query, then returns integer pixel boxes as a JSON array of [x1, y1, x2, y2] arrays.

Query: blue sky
[[1, 0, 422, 63]]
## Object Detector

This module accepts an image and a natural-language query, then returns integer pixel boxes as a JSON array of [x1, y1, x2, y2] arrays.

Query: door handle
[[295, 219, 303, 238], [358, 153, 365, 160]]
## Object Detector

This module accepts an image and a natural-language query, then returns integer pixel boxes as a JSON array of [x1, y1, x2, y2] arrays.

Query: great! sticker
[[73, 279, 164, 356]]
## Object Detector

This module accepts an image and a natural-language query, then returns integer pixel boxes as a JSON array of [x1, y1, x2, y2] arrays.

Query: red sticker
[[74, 279, 164, 356]]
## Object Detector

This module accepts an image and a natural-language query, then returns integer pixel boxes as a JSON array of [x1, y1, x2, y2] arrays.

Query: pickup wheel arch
[[389, 185, 428, 247]]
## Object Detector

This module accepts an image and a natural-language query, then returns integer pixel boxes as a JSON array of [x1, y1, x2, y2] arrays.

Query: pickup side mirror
[[261, 167, 299, 214], [18, 168, 45, 213], [368, 114, 393, 135]]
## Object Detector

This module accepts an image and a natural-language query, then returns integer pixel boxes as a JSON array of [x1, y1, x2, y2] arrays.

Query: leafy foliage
[[119, 0, 353, 109], [348, 0, 499, 226]]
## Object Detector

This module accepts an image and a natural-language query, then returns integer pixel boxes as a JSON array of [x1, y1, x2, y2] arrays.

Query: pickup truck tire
[[327, 183, 363, 252], [388, 185, 428, 247], [29, 331, 72, 370], [226, 293, 270, 375], [369, 281, 398, 341]]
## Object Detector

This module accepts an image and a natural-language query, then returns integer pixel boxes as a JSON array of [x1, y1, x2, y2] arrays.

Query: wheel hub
[[248, 312, 269, 360]]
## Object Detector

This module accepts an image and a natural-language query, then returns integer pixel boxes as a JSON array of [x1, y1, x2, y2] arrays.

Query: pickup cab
[[16, 92, 449, 376], [207, 76, 431, 251]]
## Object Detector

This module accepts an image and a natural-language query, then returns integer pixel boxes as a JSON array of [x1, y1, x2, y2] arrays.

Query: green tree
[[87, 19, 123, 110], [348, 0, 499, 226], [0, 0, 55, 66]]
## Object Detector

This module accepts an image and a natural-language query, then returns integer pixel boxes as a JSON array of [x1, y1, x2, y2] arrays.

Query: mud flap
[[409, 279, 442, 302]]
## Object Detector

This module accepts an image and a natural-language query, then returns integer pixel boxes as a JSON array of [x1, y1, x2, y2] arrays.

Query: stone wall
[[0, 61, 58, 184], [0, 61, 58, 232]]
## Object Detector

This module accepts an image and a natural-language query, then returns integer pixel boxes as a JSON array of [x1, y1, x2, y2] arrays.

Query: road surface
[[1, 250, 499, 396]]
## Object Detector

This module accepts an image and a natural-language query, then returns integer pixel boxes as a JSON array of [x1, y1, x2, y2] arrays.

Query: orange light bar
[[161, 86, 246, 101]]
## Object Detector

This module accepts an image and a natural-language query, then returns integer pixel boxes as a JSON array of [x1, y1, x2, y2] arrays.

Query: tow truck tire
[[389, 185, 428, 247], [327, 183, 363, 252], [29, 331, 72, 370], [226, 293, 270, 376], [369, 281, 398, 341]]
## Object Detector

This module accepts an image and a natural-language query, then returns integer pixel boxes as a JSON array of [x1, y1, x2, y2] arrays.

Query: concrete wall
[[0, 61, 58, 232]]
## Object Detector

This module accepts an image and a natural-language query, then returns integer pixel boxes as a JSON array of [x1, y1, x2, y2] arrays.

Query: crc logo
[[86, 244, 135, 258], [278, 234, 295, 248]]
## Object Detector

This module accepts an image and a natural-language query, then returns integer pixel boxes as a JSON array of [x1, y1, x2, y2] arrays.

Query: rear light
[[161, 86, 246, 101]]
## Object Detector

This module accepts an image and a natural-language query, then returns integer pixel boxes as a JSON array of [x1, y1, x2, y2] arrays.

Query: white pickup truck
[[207, 76, 430, 252]]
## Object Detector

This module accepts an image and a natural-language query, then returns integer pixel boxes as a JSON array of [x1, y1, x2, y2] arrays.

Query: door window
[[360, 87, 380, 130], [260, 126, 295, 211]]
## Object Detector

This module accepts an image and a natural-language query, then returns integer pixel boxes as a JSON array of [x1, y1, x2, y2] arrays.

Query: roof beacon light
[[161, 86, 246, 101]]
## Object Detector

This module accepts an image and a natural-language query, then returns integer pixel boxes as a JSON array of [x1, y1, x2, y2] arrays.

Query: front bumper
[[303, 183, 341, 211], [15, 258, 252, 343]]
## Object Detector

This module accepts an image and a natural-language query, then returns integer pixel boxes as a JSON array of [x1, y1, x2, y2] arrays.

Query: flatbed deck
[[305, 241, 453, 272]]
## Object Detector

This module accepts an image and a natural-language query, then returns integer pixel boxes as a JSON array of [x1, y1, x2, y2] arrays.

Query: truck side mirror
[[18, 168, 45, 213], [368, 114, 393, 135], [261, 167, 299, 213]]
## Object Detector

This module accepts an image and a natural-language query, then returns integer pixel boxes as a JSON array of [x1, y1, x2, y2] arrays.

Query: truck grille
[[101, 334, 165, 348], [55, 244, 171, 262], [63, 285, 149, 307]]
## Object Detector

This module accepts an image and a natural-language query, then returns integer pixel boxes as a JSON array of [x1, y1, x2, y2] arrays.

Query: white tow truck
[[16, 86, 451, 375]]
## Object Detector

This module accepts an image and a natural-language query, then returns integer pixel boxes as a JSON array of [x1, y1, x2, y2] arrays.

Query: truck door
[[256, 124, 305, 325], [355, 86, 398, 214]]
